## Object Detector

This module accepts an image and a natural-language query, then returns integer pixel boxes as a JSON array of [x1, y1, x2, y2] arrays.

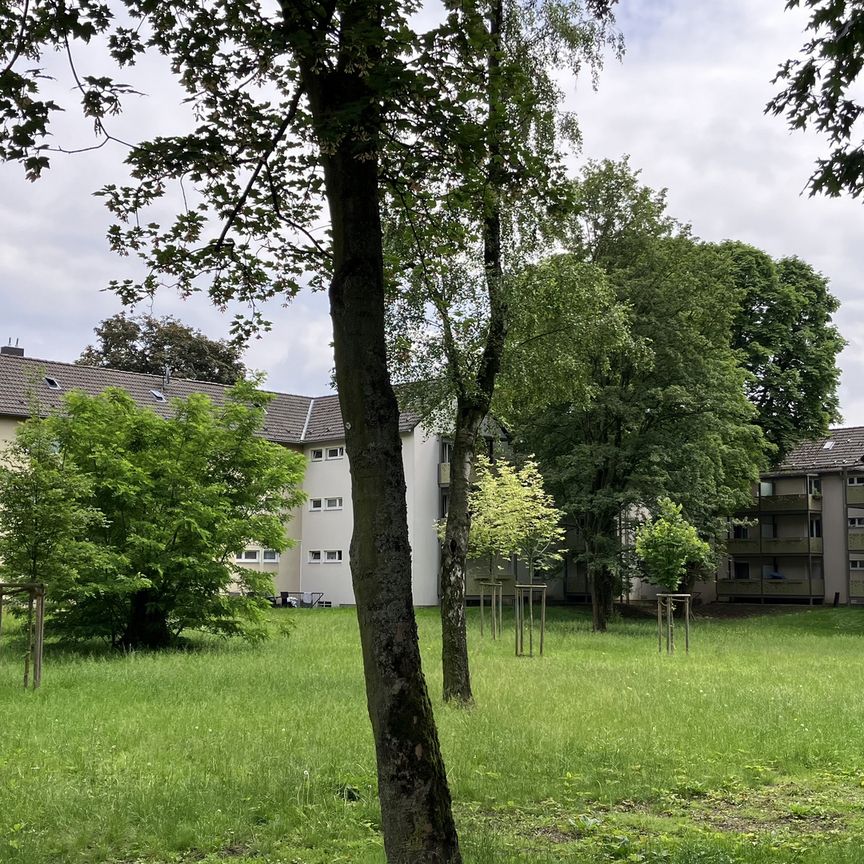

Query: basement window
[[44, 376, 61, 390]]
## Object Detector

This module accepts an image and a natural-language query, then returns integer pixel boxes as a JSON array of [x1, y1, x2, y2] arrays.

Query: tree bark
[[122, 588, 171, 649], [439, 408, 481, 705], [325, 145, 461, 863], [296, 45, 461, 861]]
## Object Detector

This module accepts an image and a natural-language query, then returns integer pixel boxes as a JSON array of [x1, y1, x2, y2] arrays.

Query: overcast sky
[[1, 1, 861, 421]]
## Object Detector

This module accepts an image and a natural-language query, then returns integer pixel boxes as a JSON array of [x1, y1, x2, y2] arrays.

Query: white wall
[[408, 427, 443, 606], [297, 430, 443, 606]]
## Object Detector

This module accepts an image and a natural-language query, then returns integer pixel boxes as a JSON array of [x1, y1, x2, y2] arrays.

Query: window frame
[[324, 496, 343, 511], [262, 549, 279, 562], [325, 446, 345, 460], [308, 550, 322, 563], [324, 549, 343, 563], [310, 448, 324, 462], [309, 498, 323, 511]]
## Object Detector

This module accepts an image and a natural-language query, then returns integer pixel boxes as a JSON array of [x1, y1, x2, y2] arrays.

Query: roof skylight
[[44, 376, 61, 390], [823, 440, 835, 450], [150, 389, 166, 403]]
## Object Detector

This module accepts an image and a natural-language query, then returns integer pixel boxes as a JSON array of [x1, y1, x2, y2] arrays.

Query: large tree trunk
[[314, 111, 462, 864], [122, 588, 171, 649], [285, 3, 461, 857], [589, 565, 614, 633]]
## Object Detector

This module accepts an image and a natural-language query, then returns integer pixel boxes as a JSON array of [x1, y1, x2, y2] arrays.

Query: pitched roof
[[0, 354, 421, 445], [774, 426, 864, 474]]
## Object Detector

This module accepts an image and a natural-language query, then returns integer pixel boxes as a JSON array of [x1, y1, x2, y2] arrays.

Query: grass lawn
[[3, 605, 864, 863]]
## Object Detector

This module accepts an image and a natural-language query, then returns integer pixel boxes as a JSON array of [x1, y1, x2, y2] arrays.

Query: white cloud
[[0, 0, 860, 424]]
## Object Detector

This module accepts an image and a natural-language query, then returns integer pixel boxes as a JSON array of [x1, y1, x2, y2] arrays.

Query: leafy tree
[[635, 498, 711, 592], [514, 160, 765, 631], [78, 313, 246, 384], [0, 384, 306, 648], [0, 417, 107, 589], [768, 0, 864, 197], [469, 455, 564, 581], [725, 242, 845, 464], [385, 1, 620, 705]]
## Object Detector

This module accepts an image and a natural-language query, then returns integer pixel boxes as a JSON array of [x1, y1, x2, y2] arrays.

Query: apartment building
[[720, 427, 864, 605], [0, 347, 449, 607]]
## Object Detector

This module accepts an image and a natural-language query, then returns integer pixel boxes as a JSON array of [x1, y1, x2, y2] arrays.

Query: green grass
[[4, 605, 864, 863]]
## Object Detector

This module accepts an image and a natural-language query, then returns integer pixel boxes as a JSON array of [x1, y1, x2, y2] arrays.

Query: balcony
[[849, 531, 864, 551], [849, 486, 864, 505], [758, 493, 822, 512], [727, 537, 822, 555], [717, 576, 825, 599], [762, 537, 822, 555], [438, 462, 450, 486], [727, 538, 759, 555]]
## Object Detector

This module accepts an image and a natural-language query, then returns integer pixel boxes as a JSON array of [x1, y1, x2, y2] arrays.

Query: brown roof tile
[[773, 426, 864, 474], [0, 354, 421, 445]]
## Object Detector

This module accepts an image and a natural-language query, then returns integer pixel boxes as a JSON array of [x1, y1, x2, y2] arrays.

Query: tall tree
[[724, 242, 844, 464], [768, 0, 864, 197], [513, 161, 765, 630], [78, 313, 246, 384], [385, 0, 620, 703]]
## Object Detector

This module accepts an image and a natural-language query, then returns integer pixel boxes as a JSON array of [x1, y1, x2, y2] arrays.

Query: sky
[[1, 1, 862, 419]]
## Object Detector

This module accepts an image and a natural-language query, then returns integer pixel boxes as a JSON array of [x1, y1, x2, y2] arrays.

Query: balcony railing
[[757, 493, 822, 512], [727, 537, 822, 555], [849, 531, 864, 551], [717, 577, 825, 598], [849, 487, 864, 505]]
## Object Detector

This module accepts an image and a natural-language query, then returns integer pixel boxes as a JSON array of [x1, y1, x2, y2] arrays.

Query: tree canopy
[[726, 242, 844, 464], [769, 0, 864, 197], [469, 455, 565, 580], [513, 160, 766, 630], [0, 383, 306, 648], [635, 498, 712, 592], [78, 313, 246, 384]]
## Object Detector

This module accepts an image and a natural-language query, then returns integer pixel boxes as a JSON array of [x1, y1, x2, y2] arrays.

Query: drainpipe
[[844, 467, 850, 605]]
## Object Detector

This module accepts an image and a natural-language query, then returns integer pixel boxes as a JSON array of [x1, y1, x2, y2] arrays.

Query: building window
[[810, 518, 822, 538], [324, 497, 343, 510], [850, 517, 864, 528], [310, 448, 323, 461], [733, 561, 749, 580], [309, 498, 323, 511], [441, 492, 449, 519], [150, 389, 166, 403], [760, 519, 777, 539], [809, 477, 822, 495], [262, 549, 279, 562], [44, 376, 61, 390], [325, 446, 345, 460], [324, 549, 343, 563], [236, 549, 259, 562], [759, 480, 775, 497], [732, 524, 749, 540], [441, 441, 453, 463], [851, 560, 864, 570], [850, 476, 864, 486], [308, 550, 322, 563]]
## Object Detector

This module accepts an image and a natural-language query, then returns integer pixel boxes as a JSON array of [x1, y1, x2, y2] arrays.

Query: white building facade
[[0, 350, 448, 607]]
